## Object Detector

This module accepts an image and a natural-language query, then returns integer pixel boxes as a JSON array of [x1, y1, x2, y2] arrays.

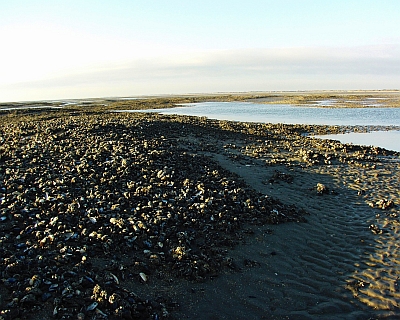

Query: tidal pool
[[137, 102, 400, 126], [117, 101, 400, 152], [313, 131, 400, 152]]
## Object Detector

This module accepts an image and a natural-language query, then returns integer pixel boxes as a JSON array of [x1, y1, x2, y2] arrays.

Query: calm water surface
[[313, 131, 400, 152], [121, 102, 400, 152], [160, 102, 400, 126]]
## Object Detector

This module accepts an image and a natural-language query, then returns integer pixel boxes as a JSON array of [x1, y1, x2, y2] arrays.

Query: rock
[[316, 183, 329, 195]]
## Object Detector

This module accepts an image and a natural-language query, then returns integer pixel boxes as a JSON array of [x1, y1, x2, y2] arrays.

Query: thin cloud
[[28, 44, 400, 81], [1, 45, 399, 101]]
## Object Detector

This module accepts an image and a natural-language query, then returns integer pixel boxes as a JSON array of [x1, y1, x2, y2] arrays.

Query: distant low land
[[1, 90, 400, 115]]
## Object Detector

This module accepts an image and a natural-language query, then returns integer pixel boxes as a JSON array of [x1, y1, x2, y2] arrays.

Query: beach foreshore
[[1, 89, 400, 112], [1, 95, 400, 319]]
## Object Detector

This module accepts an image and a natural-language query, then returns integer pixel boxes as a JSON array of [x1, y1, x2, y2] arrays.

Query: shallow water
[[121, 101, 400, 152], [0, 106, 63, 111], [313, 131, 400, 152], [153, 102, 400, 126]]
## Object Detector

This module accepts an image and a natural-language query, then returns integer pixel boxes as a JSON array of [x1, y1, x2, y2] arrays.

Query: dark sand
[[159, 129, 400, 319]]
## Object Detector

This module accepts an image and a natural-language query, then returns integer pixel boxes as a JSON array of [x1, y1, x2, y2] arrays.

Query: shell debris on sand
[[0, 111, 310, 319], [1, 102, 399, 318]]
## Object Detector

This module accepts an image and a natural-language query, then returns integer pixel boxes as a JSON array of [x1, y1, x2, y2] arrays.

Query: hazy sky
[[1, 0, 399, 102]]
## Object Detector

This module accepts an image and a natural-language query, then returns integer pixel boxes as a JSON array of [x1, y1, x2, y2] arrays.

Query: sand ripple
[[174, 144, 400, 319]]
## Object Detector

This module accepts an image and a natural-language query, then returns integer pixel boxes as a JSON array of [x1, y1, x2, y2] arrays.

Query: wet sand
[[165, 127, 400, 319], [1, 94, 400, 319]]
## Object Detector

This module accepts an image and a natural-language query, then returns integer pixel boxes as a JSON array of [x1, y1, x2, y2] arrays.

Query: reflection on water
[[0, 106, 63, 111], [313, 131, 400, 152], [158, 102, 400, 126], [126, 101, 400, 152]]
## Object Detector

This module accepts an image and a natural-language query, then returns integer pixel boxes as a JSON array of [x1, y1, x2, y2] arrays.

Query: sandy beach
[[1, 93, 400, 319]]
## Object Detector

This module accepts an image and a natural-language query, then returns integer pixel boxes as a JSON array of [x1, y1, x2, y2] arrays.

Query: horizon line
[[1, 89, 400, 104]]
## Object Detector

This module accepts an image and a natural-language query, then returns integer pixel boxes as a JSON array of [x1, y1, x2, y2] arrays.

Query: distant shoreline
[[1, 89, 400, 106], [1, 91, 400, 114]]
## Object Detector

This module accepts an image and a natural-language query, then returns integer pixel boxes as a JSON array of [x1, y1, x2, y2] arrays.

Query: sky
[[0, 0, 399, 102]]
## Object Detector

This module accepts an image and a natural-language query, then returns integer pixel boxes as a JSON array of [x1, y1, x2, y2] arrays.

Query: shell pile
[[0, 112, 307, 319]]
